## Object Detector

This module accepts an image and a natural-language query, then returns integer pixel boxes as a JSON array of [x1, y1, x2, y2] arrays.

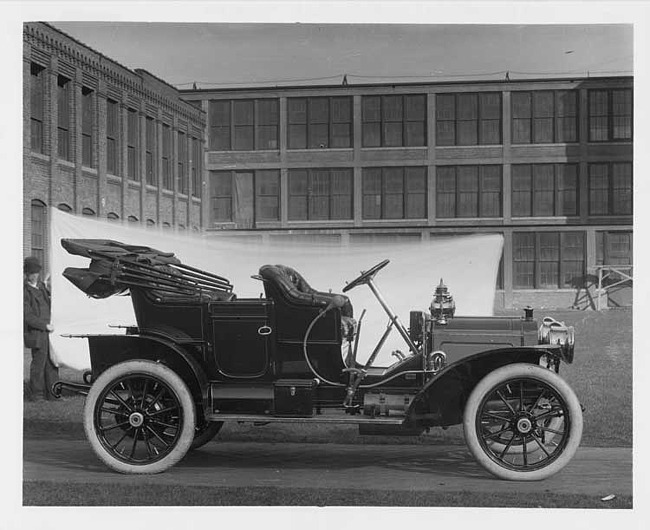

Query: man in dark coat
[[23, 257, 58, 401]]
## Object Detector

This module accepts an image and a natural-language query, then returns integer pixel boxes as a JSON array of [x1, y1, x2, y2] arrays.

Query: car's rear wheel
[[84, 360, 196, 474], [463, 363, 582, 481]]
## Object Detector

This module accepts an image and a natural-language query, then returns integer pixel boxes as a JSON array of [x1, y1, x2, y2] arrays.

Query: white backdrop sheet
[[50, 208, 503, 370]]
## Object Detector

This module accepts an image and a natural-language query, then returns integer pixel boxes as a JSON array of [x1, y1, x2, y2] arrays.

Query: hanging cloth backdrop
[[50, 208, 503, 371]]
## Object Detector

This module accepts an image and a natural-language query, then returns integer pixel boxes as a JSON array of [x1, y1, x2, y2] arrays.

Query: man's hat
[[24, 256, 42, 274]]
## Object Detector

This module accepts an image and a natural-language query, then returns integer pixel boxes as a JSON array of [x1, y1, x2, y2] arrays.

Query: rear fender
[[87, 334, 210, 412], [406, 347, 545, 427]]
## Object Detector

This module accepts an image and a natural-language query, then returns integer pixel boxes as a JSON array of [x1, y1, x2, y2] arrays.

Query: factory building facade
[[180, 75, 633, 309]]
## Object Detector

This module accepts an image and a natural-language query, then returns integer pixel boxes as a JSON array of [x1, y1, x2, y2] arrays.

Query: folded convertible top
[[61, 238, 234, 300]]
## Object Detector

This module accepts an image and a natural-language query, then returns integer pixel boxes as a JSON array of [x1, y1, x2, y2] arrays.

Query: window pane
[[288, 169, 308, 220], [210, 101, 231, 150], [362, 169, 382, 219], [383, 122, 403, 147], [363, 123, 381, 147], [309, 98, 329, 123], [436, 167, 456, 218], [533, 165, 554, 216], [512, 165, 532, 216], [457, 166, 478, 217], [612, 163, 632, 215], [480, 93, 501, 119], [513, 232, 535, 288], [558, 164, 578, 216], [405, 122, 425, 146], [288, 99, 307, 124], [561, 232, 584, 287], [436, 120, 455, 146], [331, 123, 351, 148], [405, 167, 426, 218], [288, 124, 307, 149], [480, 166, 502, 217], [362, 96, 381, 121], [258, 99, 279, 125], [309, 124, 329, 148], [538, 232, 559, 288], [331, 97, 352, 123], [512, 92, 531, 118], [589, 163, 609, 215], [589, 90, 609, 141], [457, 121, 477, 145]]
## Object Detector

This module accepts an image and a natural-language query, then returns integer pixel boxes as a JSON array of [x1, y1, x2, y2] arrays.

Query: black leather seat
[[259, 264, 355, 340]]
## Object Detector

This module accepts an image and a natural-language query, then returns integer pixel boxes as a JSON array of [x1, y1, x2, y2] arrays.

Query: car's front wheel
[[84, 360, 196, 474], [463, 363, 582, 481]]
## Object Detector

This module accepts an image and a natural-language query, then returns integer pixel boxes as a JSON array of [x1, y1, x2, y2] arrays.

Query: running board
[[205, 413, 405, 425]]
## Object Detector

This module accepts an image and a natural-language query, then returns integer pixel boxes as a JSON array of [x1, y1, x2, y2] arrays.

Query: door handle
[[258, 325, 272, 336]]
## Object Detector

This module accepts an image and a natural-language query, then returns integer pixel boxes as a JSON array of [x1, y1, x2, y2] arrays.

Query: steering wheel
[[342, 259, 390, 293]]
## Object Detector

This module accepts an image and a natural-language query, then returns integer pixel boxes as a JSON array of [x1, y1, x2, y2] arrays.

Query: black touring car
[[54, 239, 583, 481]]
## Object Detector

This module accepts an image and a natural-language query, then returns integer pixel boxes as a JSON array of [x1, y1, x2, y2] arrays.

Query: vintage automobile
[[54, 239, 583, 481]]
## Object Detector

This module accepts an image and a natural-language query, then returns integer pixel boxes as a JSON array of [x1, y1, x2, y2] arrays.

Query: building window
[[127, 108, 139, 180], [512, 164, 578, 217], [288, 97, 352, 149], [162, 124, 172, 190], [255, 170, 281, 221], [190, 136, 202, 198], [436, 165, 502, 218], [30, 200, 46, 269], [436, 92, 501, 146], [596, 231, 633, 265], [511, 90, 578, 144], [362, 166, 426, 219], [209, 99, 279, 151], [288, 168, 353, 221], [57, 76, 72, 161], [210, 170, 280, 224], [106, 99, 119, 176], [588, 89, 632, 142], [177, 131, 188, 195], [145, 117, 156, 186], [513, 231, 585, 289], [30, 63, 45, 154], [589, 162, 632, 215], [362, 94, 426, 147], [81, 87, 94, 167]]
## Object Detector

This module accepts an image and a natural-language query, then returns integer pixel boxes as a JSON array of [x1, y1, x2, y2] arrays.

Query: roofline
[[179, 74, 633, 95], [36, 22, 195, 103]]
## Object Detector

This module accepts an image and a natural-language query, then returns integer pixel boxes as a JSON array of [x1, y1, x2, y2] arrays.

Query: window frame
[[177, 131, 188, 194], [435, 92, 502, 146], [126, 108, 140, 181], [190, 136, 202, 198], [511, 90, 579, 144], [362, 94, 426, 148], [30, 200, 47, 270], [513, 231, 585, 289], [145, 116, 156, 186], [436, 165, 503, 219], [81, 87, 94, 167], [288, 168, 354, 221], [209, 98, 279, 151], [511, 163, 579, 217], [210, 169, 281, 224], [588, 88, 633, 142], [161, 123, 172, 190], [288, 96, 353, 150], [106, 99, 120, 176], [362, 166, 427, 220], [57, 75, 72, 161], [30, 63, 46, 154], [588, 162, 633, 216]]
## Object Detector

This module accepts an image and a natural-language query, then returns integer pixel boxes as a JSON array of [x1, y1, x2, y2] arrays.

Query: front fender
[[406, 347, 548, 427], [86, 334, 210, 411]]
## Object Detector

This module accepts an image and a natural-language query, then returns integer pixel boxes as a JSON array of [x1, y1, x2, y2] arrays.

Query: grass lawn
[[23, 307, 632, 448]]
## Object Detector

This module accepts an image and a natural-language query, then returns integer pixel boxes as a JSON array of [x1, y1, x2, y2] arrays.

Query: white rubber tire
[[463, 363, 582, 481], [84, 360, 196, 474]]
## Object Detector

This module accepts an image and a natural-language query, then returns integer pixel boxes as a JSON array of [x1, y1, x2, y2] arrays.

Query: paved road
[[23, 438, 632, 497]]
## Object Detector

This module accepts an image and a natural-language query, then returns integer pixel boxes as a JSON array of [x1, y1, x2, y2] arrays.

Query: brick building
[[23, 22, 206, 272], [180, 76, 633, 309]]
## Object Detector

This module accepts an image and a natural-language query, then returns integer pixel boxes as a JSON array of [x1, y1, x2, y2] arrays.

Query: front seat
[[258, 264, 356, 341]]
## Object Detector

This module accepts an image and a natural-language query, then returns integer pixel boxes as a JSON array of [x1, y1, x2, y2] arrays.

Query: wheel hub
[[128, 411, 145, 428], [515, 415, 534, 435]]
